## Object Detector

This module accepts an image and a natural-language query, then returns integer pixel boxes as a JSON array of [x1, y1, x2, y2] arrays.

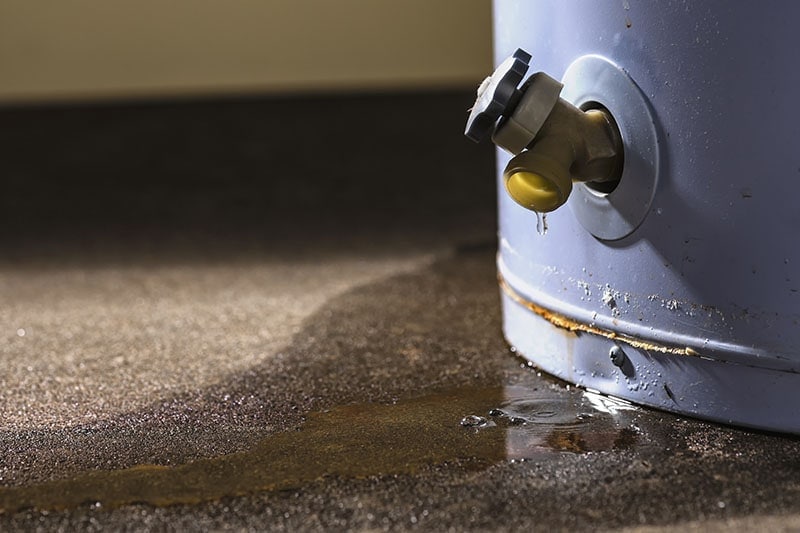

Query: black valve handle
[[464, 48, 531, 143]]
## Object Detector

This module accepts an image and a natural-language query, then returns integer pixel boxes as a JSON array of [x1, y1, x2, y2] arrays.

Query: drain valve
[[465, 49, 623, 213]]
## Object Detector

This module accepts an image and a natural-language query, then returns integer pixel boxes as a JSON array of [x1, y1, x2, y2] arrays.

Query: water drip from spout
[[535, 212, 548, 236]]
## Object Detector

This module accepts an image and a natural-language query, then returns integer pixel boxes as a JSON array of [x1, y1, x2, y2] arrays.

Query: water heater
[[467, 1, 800, 433]]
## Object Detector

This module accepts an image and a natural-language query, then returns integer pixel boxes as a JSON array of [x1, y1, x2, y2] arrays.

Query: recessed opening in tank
[[580, 101, 624, 196]]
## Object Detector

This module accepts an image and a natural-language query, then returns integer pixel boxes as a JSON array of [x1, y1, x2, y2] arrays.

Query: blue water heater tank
[[480, 0, 800, 433]]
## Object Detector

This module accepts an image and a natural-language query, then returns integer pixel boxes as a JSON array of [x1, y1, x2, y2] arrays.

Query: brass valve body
[[502, 98, 623, 213]]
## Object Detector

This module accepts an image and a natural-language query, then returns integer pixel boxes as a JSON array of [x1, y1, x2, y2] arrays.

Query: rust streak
[[498, 275, 696, 357]]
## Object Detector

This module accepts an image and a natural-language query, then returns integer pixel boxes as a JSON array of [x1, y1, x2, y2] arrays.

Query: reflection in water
[[466, 386, 640, 458], [0, 384, 641, 514]]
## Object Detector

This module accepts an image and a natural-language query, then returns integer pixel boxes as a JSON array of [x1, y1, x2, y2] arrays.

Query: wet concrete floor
[[4, 246, 800, 531], [2, 92, 800, 531]]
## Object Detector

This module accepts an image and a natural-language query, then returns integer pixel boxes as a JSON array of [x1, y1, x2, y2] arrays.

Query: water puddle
[[0, 385, 640, 513], [475, 387, 639, 456]]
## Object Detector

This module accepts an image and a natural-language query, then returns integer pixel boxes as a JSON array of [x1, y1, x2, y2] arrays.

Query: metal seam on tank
[[502, 273, 800, 372], [498, 274, 698, 358], [497, 253, 798, 371]]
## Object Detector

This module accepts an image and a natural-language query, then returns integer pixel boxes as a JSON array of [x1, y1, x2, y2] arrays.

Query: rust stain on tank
[[499, 275, 698, 357]]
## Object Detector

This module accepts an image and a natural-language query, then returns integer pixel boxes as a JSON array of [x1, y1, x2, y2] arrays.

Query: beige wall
[[0, 0, 492, 102]]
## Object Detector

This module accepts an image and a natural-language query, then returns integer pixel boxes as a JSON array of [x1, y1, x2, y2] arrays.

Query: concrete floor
[[2, 91, 800, 531]]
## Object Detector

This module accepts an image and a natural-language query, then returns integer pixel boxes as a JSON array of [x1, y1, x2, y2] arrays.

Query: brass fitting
[[464, 51, 623, 214], [502, 99, 623, 212]]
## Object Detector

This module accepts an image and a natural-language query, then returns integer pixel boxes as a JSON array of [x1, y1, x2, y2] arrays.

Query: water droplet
[[460, 415, 488, 428], [535, 211, 548, 235], [601, 289, 617, 309], [578, 281, 591, 297]]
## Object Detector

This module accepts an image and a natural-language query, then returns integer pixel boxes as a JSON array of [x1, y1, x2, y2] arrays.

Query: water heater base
[[501, 283, 800, 435]]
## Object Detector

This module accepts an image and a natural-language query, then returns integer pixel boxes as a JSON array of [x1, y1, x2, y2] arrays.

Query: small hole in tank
[[579, 101, 624, 196]]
